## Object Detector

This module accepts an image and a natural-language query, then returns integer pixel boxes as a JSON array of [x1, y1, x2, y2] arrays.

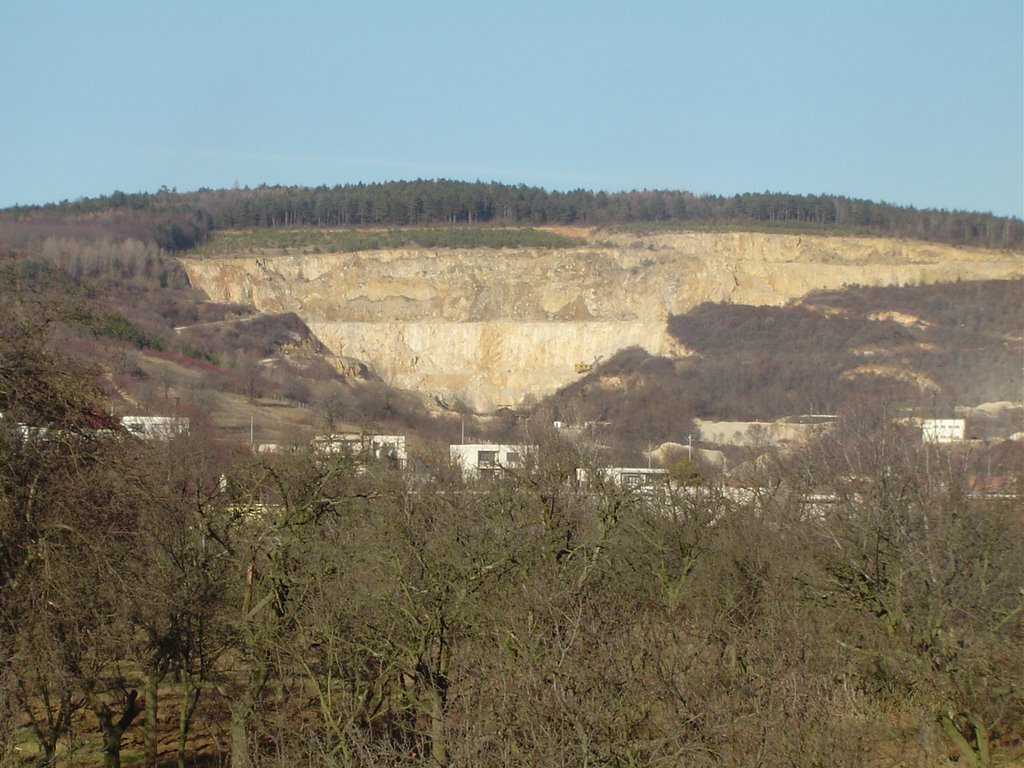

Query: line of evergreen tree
[[2, 180, 1021, 251]]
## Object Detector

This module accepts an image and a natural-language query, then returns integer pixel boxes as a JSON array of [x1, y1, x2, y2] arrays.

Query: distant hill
[[1, 185, 1020, 457]]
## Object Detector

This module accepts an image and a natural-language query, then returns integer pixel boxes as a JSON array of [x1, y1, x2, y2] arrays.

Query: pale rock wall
[[182, 232, 1022, 410], [310, 320, 672, 408]]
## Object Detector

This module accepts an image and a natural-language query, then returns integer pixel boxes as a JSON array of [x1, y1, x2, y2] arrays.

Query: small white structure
[[578, 467, 669, 490], [450, 444, 533, 479], [313, 433, 407, 467], [921, 418, 966, 444], [121, 415, 189, 440]]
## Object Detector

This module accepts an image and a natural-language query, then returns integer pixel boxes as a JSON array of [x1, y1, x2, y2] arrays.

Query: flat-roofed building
[[921, 418, 966, 444], [449, 443, 534, 480], [577, 466, 669, 490], [313, 432, 407, 467]]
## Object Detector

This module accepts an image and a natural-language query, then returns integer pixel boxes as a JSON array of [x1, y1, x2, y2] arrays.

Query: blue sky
[[2, 1, 1021, 217]]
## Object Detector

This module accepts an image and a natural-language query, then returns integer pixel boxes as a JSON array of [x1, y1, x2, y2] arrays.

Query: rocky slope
[[182, 231, 1022, 410]]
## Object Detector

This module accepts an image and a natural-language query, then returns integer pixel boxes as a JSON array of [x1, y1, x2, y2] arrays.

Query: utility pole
[[688, 433, 693, 461]]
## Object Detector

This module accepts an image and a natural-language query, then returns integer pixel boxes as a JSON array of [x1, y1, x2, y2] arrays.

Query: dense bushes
[[2, 382, 1020, 766], [2, 286, 1021, 766], [90, 312, 167, 351]]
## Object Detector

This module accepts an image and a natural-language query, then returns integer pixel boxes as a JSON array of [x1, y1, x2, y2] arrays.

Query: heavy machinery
[[574, 355, 603, 374]]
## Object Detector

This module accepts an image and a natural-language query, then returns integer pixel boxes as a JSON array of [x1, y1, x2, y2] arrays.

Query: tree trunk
[[939, 712, 991, 768], [427, 682, 446, 766], [417, 658, 447, 766], [102, 727, 123, 768], [39, 743, 56, 768], [228, 665, 266, 768], [16, 678, 72, 768], [228, 697, 252, 768], [177, 673, 200, 768], [90, 690, 143, 768], [144, 671, 158, 767]]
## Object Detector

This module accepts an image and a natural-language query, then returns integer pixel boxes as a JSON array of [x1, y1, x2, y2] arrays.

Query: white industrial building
[[577, 466, 669, 490], [920, 418, 966, 444], [449, 444, 534, 480], [312, 432, 407, 467]]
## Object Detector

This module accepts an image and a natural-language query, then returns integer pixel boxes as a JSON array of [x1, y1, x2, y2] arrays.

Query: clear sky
[[2, 0, 1021, 217]]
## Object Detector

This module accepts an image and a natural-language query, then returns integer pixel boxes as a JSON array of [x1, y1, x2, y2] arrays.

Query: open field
[[189, 227, 587, 257]]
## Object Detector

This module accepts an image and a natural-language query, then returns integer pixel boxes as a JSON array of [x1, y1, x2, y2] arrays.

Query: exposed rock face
[[182, 232, 1021, 410]]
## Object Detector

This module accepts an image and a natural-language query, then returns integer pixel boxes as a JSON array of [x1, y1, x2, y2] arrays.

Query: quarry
[[183, 230, 1023, 411]]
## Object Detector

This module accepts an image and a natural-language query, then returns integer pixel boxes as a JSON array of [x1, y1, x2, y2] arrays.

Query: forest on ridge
[[2, 180, 1021, 253]]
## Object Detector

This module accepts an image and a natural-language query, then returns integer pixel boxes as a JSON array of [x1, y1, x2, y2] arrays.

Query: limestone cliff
[[182, 232, 1021, 410]]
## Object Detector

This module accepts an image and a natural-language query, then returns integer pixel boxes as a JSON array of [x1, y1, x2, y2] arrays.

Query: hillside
[[2, 180, 1020, 454], [0, 246, 441, 448], [534, 278, 1021, 461]]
